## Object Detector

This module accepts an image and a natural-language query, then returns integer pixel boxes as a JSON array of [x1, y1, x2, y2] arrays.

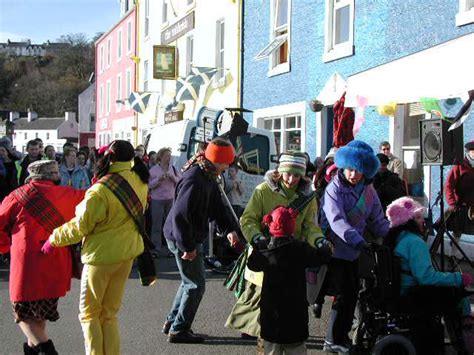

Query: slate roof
[[13, 117, 64, 130]]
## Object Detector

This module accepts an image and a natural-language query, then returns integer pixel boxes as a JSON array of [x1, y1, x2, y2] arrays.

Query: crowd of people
[[0, 134, 473, 355]]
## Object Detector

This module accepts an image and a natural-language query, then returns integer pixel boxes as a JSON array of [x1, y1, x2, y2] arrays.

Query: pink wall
[[95, 8, 136, 144]]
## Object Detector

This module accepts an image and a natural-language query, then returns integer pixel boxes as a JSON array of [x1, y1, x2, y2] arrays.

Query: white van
[[145, 107, 278, 206]]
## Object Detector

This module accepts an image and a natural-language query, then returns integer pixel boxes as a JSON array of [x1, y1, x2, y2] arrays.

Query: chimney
[[65, 111, 76, 122], [27, 110, 38, 122], [9, 111, 19, 121]]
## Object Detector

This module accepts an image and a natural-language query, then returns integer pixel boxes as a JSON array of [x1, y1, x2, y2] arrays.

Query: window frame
[[143, 60, 149, 92], [267, 0, 291, 77], [116, 73, 122, 112], [100, 45, 104, 72], [323, 0, 354, 63], [214, 18, 225, 85], [162, 1, 168, 25], [456, 0, 474, 26], [107, 38, 112, 67], [99, 84, 104, 117], [106, 80, 111, 115], [125, 68, 132, 109], [117, 29, 122, 62], [144, 0, 150, 37], [186, 35, 194, 76], [127, 21, 132, 54]]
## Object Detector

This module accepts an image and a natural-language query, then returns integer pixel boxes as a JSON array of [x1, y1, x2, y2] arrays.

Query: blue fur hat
[[335, 140, 380, 179]]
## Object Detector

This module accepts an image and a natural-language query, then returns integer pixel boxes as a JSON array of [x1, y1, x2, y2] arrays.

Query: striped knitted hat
[[278, 152, 307, 176]]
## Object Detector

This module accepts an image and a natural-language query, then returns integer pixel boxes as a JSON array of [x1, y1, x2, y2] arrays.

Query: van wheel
[[371, 334, 416, 355]]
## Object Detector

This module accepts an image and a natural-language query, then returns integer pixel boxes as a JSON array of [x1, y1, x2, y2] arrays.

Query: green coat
[[226, 171, 323, 336]]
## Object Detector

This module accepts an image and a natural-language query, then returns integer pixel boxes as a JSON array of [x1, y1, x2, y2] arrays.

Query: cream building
[[136, 0, 242, 144]]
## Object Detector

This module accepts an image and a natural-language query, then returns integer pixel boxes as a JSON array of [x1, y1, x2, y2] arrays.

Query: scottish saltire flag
[[188, 66, 218, 85], [128, 92, 151, 113], [176, 67, 219, 101]]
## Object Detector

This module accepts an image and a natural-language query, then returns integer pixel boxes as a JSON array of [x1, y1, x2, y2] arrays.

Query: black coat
[[247, 237, 332, 344], [373, 171, 406, 211], [163, 165, 236, 252]]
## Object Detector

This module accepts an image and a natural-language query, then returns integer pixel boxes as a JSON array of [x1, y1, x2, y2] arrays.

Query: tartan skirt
[[12, 298, 59, 323]]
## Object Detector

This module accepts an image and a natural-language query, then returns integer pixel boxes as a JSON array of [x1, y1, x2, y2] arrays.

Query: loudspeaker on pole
[[419, 116, 464, 166]]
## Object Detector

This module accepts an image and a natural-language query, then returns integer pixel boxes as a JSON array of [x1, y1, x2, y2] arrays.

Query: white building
[[136, 0, 241, 143], [12, 112, 79, 153]]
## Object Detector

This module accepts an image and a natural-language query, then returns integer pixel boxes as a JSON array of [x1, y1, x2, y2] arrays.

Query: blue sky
[[0, 0, 120, 44]]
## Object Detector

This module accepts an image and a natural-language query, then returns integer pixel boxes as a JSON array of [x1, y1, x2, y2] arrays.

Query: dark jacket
[[445, 158, 474, 207], [373, 170, 406, 211], [247, 237, 332, 344], [0, 161, 18, 202], [164, 164, 234, 252]]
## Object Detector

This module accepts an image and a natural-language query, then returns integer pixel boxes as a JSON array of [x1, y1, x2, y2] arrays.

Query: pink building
[[95, 7, 136, 147]]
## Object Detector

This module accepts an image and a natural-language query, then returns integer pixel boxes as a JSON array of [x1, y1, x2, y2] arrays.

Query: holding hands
[[41, 239, 55, 255]]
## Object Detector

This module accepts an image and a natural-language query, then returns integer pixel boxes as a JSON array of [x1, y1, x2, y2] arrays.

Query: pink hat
[[386, 196, 426, 228], [325, 164, 338, 183]]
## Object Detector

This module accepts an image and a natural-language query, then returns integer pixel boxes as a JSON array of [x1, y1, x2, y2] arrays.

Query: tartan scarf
[[12, 183, 65, 232], [181, 151, 219, 178], [98, 173, 154, 250], [346, 186, 373, 226]]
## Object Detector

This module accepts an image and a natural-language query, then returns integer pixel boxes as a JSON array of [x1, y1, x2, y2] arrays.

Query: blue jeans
[[166, 240, 206, 333]]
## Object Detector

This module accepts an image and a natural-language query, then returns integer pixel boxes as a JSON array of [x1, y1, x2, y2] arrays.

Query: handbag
[[69, 244, 83, 280], [223, 244, 249, 298]]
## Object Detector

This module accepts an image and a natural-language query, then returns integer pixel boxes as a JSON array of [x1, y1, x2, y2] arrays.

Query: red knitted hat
[[262, 206, 298, 237], [205, 141, 235, 164]]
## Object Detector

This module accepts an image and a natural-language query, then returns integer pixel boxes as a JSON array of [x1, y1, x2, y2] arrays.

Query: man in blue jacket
[[162, 137, 238, 344]]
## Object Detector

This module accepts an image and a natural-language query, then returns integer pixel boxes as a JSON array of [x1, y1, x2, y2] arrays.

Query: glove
[[314, 237, 332, 250], [41, 240, 55, 255], [251, 234, 269, 250], [462, 273, 473, 287], [356, 240, 371, 252]]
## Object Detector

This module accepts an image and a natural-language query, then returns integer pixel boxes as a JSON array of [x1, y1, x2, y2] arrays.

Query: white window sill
[[267, 62, 290, 77], [161, 21, 169, 30], [456, 10, 474, 26], [144, 34, 150, 42], [323, 43, 354, 63], [117, 57, 122, 64], [212, 76, 226, 89]]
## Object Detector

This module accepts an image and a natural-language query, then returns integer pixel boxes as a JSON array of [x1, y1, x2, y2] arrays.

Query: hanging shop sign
[[153, 45, 177, 80], [164, 110, 183, 124], [161, 12, 195, 45]]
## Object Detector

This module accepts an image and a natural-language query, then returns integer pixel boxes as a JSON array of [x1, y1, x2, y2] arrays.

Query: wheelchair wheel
[[371, 334, 416, 355]]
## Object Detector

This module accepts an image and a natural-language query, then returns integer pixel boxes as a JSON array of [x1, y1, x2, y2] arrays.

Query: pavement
[[0, 257, 330, 355]]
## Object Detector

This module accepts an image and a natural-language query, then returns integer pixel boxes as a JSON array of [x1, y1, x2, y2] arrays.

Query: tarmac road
[[0, 257, 329, 355]]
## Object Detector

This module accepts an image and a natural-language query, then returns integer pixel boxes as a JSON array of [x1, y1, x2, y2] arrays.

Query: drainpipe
[[237, 0, 244, 108], [134, 0, 140, 146]]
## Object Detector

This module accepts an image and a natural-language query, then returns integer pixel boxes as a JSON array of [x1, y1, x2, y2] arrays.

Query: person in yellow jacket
[[226, 152, 327, 353], [41, 140, 150, 355]]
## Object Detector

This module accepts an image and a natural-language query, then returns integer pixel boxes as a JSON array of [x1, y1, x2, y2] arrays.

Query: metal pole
[[440, 165, 445, 271]]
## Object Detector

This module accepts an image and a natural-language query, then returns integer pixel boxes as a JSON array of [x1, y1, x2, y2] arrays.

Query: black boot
[[23, 342, 38, 355], [34, 340, 58, 355]]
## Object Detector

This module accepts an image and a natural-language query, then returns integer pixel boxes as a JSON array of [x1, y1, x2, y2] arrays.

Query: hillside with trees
[[0, 33, 99, 117]]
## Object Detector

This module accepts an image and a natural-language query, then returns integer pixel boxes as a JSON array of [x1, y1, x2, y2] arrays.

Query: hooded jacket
[[240, 170, 323, 246], [49, 161, 148, 265], [59, 163, 91, 190], [320, 171, 389, 261], [247, 237, 332, 343]]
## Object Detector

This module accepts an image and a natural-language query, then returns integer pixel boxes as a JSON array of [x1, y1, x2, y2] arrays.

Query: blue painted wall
[[242, 0, 474, 159]]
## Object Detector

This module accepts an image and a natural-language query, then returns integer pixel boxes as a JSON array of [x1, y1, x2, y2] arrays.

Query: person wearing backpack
[[384, 196, 472, 354]]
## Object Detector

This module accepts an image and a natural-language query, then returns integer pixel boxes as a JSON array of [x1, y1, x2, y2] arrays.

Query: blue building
[[242, 0, 473, 221], [242, 0, 474, 200]]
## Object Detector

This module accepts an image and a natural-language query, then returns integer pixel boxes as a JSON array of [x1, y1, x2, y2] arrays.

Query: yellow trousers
[[79, 260, 133, 355]]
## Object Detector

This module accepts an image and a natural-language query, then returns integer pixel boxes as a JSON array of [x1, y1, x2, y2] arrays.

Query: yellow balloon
[[377, 102, 397, 116]]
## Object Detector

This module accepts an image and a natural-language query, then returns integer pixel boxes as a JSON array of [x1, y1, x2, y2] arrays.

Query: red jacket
[[445, 158, 474, 207], [0, 180, 85, 302]]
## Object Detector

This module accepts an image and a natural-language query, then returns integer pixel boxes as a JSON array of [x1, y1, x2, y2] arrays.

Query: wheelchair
[[350, 245, 469, 355]]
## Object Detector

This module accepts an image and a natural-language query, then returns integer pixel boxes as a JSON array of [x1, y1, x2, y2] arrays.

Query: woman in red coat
[[0, 160, 84, 355], [445, 140, 474, 236]]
